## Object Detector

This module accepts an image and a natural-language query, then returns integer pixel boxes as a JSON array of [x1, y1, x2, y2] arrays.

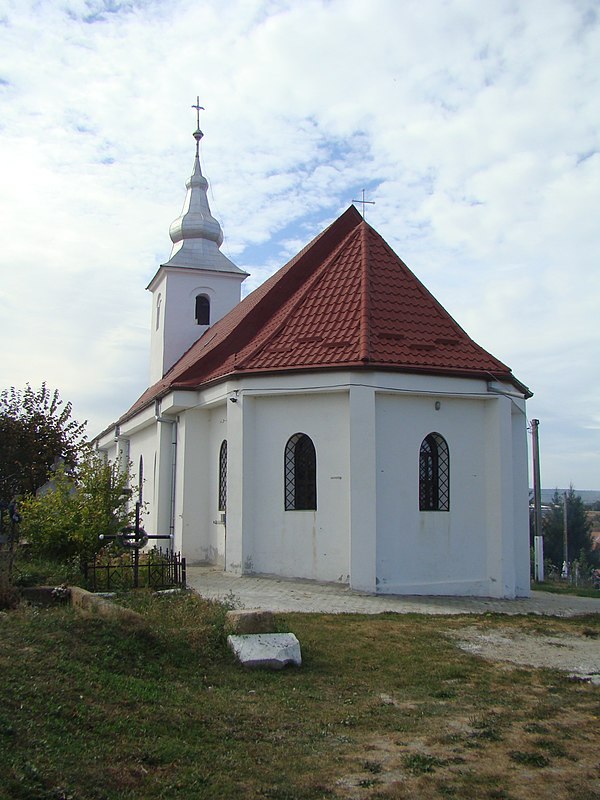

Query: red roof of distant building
[[124, 205, 530, 421]]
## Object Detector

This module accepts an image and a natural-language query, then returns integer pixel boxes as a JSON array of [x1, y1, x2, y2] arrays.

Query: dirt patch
[[334, 717, 600, 800], [331, 622, 600, 799], [449, 626, 600, 683]]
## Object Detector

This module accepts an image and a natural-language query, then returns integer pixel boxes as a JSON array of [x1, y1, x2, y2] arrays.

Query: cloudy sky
[[1, 0, 598, 490]]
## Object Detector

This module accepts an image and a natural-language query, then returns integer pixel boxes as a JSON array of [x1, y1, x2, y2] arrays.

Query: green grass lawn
[[0, 591, 598, 800], [533, 580, 600, 598]]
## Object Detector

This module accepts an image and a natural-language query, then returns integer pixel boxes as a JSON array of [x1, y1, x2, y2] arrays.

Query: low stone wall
[[20, 586, 70, 607], [69, 586, 144, 624], [225, 608, 276, 634]]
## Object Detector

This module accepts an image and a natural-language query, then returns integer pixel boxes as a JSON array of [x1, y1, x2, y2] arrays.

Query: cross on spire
[[191, 96, 205, 154], [352, 189, 375, 219], [192, 96, 204, 130]]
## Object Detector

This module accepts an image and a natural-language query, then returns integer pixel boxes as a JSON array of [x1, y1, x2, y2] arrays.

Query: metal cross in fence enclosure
[[98, 502, 174, 589], [83, 548, 186, 593]]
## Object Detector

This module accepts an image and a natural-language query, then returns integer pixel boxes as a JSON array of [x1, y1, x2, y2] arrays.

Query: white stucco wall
[[96, 369, 530, 598], [374, 389, 530, 598], [125, 424, 157, 534], [95, 418, 158, 538], [173, 408, 211, 561], [149, 268, 244, 383], [375, 393, 490, 595], [206, 406, 228, 565], [227, 390, 351, 582], [511, 401, 531, 596]]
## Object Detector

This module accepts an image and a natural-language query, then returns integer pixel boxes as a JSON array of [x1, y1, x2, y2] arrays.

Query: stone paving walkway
[[186, 566, 600, 617]]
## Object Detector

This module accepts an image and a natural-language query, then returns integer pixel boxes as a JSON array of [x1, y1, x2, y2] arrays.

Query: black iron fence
[[83, 548, 186, 592]]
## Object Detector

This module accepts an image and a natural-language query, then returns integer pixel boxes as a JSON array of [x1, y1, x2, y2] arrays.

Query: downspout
[[155, 401, 177, 540]]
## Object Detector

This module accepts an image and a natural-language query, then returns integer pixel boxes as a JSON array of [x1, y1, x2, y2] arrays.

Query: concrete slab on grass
[[227, 633, 302, 669]]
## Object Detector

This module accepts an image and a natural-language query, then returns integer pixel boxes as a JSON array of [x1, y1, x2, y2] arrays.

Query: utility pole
[[531, 419, 544, 581], [563, 490, 569, 575]]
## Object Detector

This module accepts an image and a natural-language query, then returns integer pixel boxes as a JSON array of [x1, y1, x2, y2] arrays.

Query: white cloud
[[0, 0, 599, 488]]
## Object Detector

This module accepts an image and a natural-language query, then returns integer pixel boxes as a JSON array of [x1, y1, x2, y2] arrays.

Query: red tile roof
[[124, 205, 530, 421]]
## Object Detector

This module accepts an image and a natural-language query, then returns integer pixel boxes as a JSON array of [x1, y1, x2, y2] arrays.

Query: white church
[[95, 115, 532, 598]]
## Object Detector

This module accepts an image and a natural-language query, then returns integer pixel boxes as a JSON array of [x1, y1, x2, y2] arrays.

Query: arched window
[[218, 440, 227, 512], [284, 433, 317, 510], [419, 433, 449, 511], [138, 455, 144, 504], [195, 294, 210, 325], [155, 294, 162, 330]]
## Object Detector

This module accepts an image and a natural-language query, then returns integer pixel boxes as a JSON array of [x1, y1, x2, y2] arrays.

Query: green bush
[[20, 451, 133, 564]]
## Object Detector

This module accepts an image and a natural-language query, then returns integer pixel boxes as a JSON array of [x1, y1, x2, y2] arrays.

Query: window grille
[[284, 433, 317, 510], [195, 295, 210, 325], [218, 440, 227, 511], [419, 433, 449, 511]]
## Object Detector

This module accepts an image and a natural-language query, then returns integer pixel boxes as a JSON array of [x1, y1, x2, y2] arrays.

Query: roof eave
[[172, 361, 532, 396]]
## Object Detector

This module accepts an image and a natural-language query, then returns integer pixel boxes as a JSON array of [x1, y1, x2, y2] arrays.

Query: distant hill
[[538, 489, 600, 505]]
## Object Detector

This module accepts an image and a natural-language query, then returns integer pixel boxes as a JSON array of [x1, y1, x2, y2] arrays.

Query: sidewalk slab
[[187, 566, 600, 617]]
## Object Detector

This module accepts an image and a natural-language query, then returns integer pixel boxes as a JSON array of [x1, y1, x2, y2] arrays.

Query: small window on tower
[[155, 295, 162, 330], [195, 295, 210, 325]]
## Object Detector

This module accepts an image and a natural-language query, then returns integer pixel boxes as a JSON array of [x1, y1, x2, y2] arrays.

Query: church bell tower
[[147, 100, 248, 383]]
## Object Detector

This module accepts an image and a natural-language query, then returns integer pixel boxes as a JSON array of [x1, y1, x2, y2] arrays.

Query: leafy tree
[[20, 451, 133, 564], [0, 383, 87, 501], [542, 487, 596, 570]]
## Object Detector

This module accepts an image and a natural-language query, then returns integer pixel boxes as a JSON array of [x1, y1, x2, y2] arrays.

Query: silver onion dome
[[162, 121, 245, 274]]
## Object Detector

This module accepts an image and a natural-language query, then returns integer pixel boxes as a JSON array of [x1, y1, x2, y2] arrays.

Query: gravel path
[[449, 626, 600, 684]]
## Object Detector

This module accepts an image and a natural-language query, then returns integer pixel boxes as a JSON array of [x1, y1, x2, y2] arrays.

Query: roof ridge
[[172, 207, 362, 383], [234, 223, 363, 370], [359, 221, 371, 363], [372, 231, 477, 342]]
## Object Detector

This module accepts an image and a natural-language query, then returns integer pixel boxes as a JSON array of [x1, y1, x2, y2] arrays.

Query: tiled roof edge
[[172, 206, 363, 384], [369, 225, 514, 375]]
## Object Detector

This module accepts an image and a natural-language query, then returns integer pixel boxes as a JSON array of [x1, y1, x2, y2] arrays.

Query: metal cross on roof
[[192, 96, 205, 130], [352, 189, 375, 219], [191, 96, 205, 154]]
